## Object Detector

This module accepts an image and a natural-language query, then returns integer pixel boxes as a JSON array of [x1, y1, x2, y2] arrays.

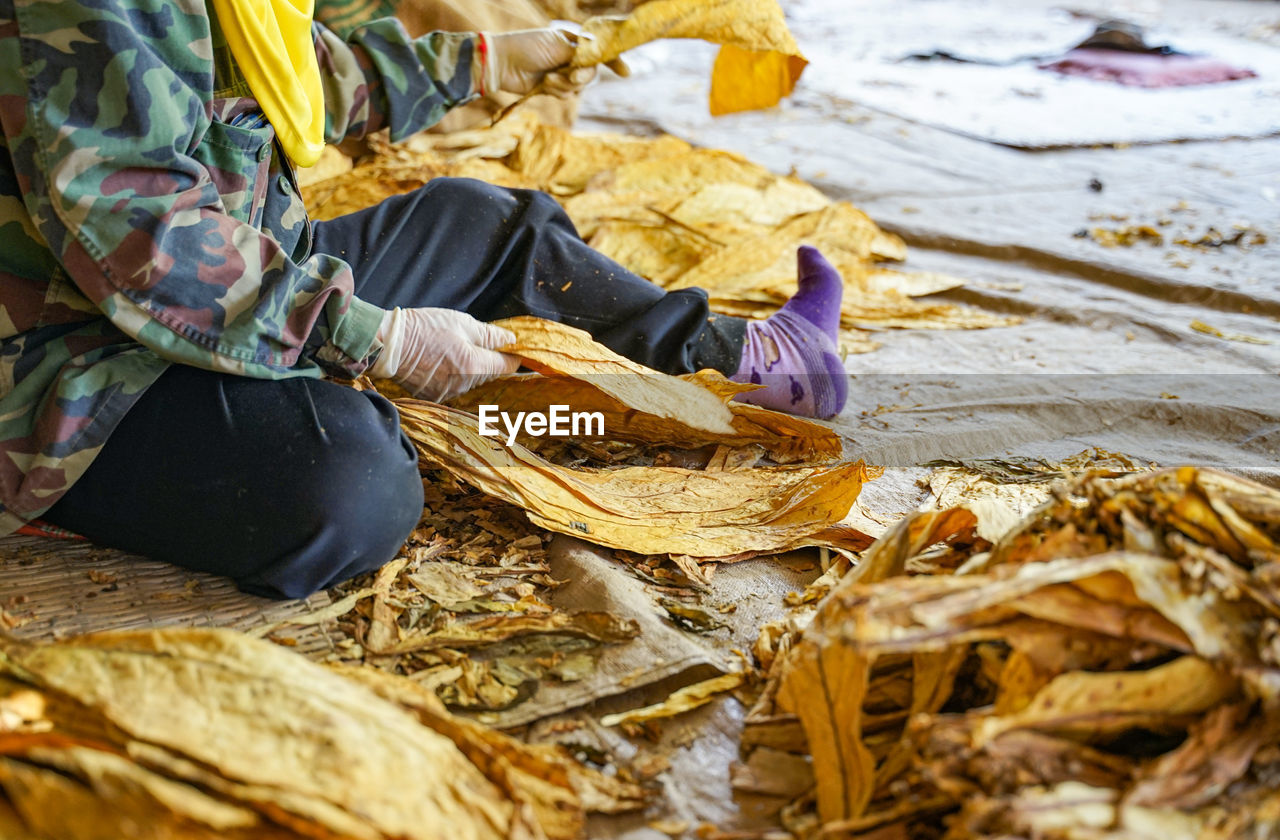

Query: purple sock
[[730, 246, 848, 419]]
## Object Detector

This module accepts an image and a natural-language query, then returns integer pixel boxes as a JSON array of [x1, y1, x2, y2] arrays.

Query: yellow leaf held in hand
[[494, 316, 737, 435], [571, 0, 807, 116], [710, 44, 808, 116], [572, 0, 802, 67]]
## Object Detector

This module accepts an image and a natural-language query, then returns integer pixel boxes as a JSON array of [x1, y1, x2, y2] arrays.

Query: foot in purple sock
[[730, 246, 848, 419]]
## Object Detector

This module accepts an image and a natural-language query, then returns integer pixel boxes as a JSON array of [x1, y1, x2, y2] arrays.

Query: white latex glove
[[481, 29, 629, 97], [369, 308, 519, 401]]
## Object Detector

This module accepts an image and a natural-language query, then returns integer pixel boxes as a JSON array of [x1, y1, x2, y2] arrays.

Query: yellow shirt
[[208, 0, 326, 166]]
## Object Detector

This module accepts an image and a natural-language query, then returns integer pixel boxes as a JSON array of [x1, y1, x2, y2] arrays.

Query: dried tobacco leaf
[[571, 0, 802, 69], [600, 671, 745, 727], [451, 368, 842, 465], [753, 468, 1280, 835], [579, 148, 830, 228], [366, 610, 639, 655], [494, 316, 737, 436], [331, 664, 646, 840], [509, 124, 692, 195], [0, 755, 282, 840], [396, 400, 876, 558], [709, 44, 808, 116], [0, 629, 513, 840]]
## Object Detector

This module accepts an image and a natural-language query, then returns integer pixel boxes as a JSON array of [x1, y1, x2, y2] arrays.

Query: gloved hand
[[481, 29, 629, 97], [368, 307, 519, 402]]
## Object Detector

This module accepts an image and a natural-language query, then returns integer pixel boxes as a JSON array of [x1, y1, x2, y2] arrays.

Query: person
[[0, 0, 848, 599]]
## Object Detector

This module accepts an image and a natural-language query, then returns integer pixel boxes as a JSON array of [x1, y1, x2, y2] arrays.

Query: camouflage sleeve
[[15, 0, 384, 381], [315, 19, 480, 144]]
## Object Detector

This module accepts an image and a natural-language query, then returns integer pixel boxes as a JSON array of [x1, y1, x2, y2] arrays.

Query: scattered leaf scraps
[[1190, 319, 1272, 345]]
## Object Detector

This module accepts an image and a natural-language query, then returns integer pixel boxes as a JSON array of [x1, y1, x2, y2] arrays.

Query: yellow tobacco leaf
[[572, 0, 802, 69], [0, 629, 513, 840], [451, 369, 842, 465], [17, 745, 264, 832], [586, 217, 718, 286], [330, 664, 646, 840], [777, 642, 876, 822], [589, 148, 830, 227], [396, 400, 876, 558], [495, 316, 737, 435], [600, 671, 745, 726], [0, 755, 283, 840], [509, 123, 693, 196], [709, 44, 808, 116]]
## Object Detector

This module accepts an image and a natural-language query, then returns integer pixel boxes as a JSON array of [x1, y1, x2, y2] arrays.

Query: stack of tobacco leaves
[[0, 627, 643, 840], [303, 316, 876, 719], [301, 113, 1017, 355], [741, 466, 1280, 839]]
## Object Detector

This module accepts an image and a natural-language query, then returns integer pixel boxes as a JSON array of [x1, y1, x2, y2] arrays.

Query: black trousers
[[44, 179, 746, 599]]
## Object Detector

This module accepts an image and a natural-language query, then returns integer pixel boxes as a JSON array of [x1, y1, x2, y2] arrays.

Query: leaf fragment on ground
[[601, 671, 746, 727]]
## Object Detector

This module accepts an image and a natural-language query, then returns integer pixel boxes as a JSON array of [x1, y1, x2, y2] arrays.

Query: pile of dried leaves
[[302, 113, 1016, 354], [742, 466, 1280, 838], [0, 627, 642, 839], [303, 316, 876, 715]]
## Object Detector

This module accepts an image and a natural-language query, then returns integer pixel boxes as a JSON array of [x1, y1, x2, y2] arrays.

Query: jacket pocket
[[192, 118, 274, 228]]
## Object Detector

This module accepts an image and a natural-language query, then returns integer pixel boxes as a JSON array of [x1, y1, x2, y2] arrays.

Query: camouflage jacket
[[0, 0, 478, 532]]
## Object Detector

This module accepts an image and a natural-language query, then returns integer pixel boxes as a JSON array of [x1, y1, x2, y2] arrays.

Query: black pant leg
[[311, 178, 745, 375], [42, 365, 425, 599]]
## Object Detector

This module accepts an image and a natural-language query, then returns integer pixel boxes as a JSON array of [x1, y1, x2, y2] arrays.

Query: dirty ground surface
[[2, 0, 1278, 837]]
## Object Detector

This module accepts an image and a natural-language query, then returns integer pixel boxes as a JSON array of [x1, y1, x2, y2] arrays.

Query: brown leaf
[[370, 610, 639, 655]]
